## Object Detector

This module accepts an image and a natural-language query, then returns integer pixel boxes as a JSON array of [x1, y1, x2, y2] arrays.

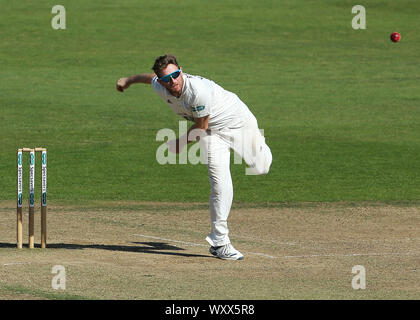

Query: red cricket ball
[[390, 32, 401, 42]]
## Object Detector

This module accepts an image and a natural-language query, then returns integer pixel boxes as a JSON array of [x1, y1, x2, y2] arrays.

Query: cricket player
[[117, 54, 272, 260]]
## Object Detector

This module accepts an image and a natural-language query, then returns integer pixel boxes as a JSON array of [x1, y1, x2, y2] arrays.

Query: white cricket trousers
[[202, 116, 272, 247]]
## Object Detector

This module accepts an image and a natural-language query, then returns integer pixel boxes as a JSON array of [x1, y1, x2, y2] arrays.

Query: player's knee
[[258, 147, 272, 175], [254, 163, 270, 175], [252, 158, 271, 175], [249, 147, 272, 175], [262, 163, 271, 175]]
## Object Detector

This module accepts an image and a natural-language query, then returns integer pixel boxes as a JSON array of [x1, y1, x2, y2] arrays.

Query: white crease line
[[245, 252, 278, 259], [284, 252, 420, 259], [133, 234, 277, 259], [3, 262, 32, 266], [132, 234, 420, 260]]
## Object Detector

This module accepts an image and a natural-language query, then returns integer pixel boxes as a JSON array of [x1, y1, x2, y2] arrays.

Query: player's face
[[158, 64, 184, 97]]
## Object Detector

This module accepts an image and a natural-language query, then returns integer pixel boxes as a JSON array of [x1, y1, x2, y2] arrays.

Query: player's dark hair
[[152, 54, 180, 77]]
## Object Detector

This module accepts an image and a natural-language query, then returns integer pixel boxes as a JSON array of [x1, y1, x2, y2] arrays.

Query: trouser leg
[[232, 120, 273, 175], [203, 133, 233, 247]]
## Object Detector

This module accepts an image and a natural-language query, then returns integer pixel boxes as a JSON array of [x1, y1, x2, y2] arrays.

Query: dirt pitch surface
[[0, 201, 419, 300]]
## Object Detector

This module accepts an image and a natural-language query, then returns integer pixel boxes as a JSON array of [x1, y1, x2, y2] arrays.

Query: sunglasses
[[159, 69, 181, 83]]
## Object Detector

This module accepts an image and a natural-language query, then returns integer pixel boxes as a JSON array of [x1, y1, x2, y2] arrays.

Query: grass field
[[1, 0, 419, 301], [1, 0, 419, 202]]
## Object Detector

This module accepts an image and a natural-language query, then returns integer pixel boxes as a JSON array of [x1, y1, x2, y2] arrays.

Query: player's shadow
[[0, 242, 211, 258]]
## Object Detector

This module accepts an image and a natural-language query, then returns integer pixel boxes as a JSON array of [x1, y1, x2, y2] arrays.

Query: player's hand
[[116, 77, 130, 92]]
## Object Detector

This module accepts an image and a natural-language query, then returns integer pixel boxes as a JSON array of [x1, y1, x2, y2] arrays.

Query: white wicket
[[17, 148, 47, 249]]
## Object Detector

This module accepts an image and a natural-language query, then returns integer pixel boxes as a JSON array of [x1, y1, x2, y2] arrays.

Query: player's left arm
[[190, 115, 209, 134], [168, 82, 211, 153], [186, 114, 209, 142], [168, 115, 209, 154], [177, 115, 210, 145]]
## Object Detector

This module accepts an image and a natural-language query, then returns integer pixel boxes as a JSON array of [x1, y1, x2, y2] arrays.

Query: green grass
[[1, 0, 419, 203]]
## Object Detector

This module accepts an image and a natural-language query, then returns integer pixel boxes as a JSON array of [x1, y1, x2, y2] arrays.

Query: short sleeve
[[191, 105, 209, 118], [190, 81, 211, 118]]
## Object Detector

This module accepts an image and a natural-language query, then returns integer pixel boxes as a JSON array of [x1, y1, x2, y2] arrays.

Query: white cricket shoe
[[209, 243, 244, 260]]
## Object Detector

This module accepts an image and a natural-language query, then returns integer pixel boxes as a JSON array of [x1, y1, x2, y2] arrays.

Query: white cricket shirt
[[151, 73, 255, 130]]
